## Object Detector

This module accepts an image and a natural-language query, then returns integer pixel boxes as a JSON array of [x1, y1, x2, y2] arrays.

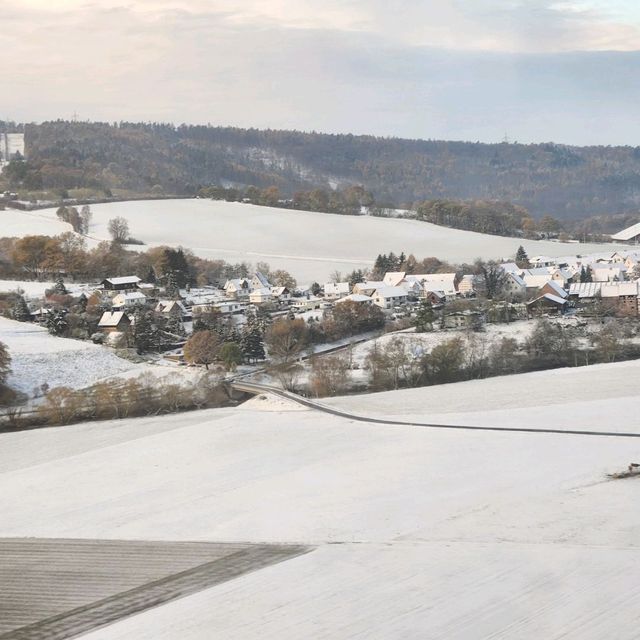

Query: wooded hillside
[[6, 120, 640, 220]]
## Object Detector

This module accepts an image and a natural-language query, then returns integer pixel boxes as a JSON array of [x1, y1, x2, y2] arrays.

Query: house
[[155, 299, 190, 319], [101, 276, 141, 292], [353, 281, 384, 296], [251, 272, 271, 290], [97, 311, 131, 333], [249, 288, 273, 304], [270, 286, 291, 301], [224, 278, 250, 299], [600, 282, 639, 316], [112, 291, 147, 309], [503, 272, 527, 299], [591, 265, 627, 283], [408, 273, 458, 297], [423, 290, 446, 306], [444, 310, 483, 330], [323, 282, 351, 300], [526, 293, 567, 316], [291, 296, 324, 312], [457, 274, 477, 296], [371, 286, 408, 309], [611, 221, 640, 243], [539, 280, 568, 300], [192, 301, 244, 316]]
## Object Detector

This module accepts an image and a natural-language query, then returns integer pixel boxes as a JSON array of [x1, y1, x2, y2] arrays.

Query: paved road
[[232, 380, 640, 439], [0, 538, 310, 640]]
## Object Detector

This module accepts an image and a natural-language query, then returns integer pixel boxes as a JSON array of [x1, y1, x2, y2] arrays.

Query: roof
[[103, 276, 141, 286], [97, 311, 128, 327], [253, 271, 271, 287], [323, 282, 350, 294], [354, 280, 384, 290], [569, 282, 602, 298], [506, 272, 526, 287], [250, 287, 272, 297], [601, 282, 639, 298], [543, 280, 568, 298], [383, 272, 406, 287], [373, 286, 408, 298], [114, 291, 146, 300], [335, 294, 372, 304], [527, 293, 567, 306], [524, 274, 553, 288], [611, 222, 640, 241]]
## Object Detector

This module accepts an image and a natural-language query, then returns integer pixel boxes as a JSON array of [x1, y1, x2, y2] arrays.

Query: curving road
[[231, 380, 640, 439]]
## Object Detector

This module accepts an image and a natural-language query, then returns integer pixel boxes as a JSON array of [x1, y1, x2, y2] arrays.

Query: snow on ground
[[5, 199, 623, 281], [1, 359, 640, 638], [0, 279, 96, 300], [0, 316, 189, 397]]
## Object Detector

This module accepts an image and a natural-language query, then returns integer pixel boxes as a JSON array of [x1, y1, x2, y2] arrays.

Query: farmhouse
[[611, 222, 640, 243], [101, 276, 141, 292], [112, 291, 147, 309], [323, 282, 350, 300], [372, 286, 408, 309], [526, 293, 567, 316], [97, 311, 131, 333], [503, 272, 527, 299]]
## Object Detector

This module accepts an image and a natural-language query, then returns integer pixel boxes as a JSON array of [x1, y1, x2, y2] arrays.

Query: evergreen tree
[[164, 271, 180, 299], [53, 277, 68, 295], [415, 300, 435, 332], [515, 245, 530, 269], [77, 293, 88, 312], [164, 314, 185, 337], [145, 266, 156, 284], [241, 326, 265, 363], [46, 310, 69, 336], [133, 311, 158, 354], [12, 295, 31, 322]]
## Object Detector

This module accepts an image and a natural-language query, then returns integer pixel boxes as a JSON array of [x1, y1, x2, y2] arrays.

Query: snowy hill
[[3, 199, 622, 281], [1, 360, 639, 639]]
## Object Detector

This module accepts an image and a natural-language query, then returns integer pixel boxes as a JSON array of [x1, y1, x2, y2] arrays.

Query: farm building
[[611, 222, 640, 244]]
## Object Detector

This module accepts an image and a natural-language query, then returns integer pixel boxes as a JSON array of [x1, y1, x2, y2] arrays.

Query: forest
[[3, 120, 640, 222]]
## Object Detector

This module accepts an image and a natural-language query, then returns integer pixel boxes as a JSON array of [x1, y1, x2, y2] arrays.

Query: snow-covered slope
[[4, 199, 623, 281], [1, 359, 639, 639], [0, 316, 146, 396]]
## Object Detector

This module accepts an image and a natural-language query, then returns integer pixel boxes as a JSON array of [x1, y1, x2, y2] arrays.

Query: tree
[[53, 276, 67, 295], [46, 310, 69, 336], [184, 330, 221, 369], [80, 205, 93, 234], [132, 310, 158, 354], [108, 217, 130, 243], [515, 245, 530, 269], [12, 295, 31, 322], [219, 342, 243, 371], [271, 269, 297, 289], [415, 300, 435, 332], [0, 340, 11, 385], [423, 337, 467, 384], [241, 325, 265, 363], [265, 318, 309, 364], [12, 235, 50, 278], [310, 354, 350, 397], [474, 259, 508, 300]]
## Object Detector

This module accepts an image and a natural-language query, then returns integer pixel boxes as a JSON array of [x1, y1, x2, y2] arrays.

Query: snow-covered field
[[0, 316, 191, 397], [3, 199, 623, 281], [0, 279, 95, 299], [1, 359, 639, 638]]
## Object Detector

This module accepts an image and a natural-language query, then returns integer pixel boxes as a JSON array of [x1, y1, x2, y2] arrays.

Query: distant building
[[611, 222, 640, 244], [101, 276, 141, 292], [0, 133, 25, 167]]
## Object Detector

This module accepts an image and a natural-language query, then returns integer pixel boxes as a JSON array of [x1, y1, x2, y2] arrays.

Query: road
[[231, 380, 640, 439]]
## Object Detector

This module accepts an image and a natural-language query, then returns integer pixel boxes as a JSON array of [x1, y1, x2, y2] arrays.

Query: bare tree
[[184, 330, 221, 369], [80, 205, 93, 234], [108, 216, 130, 243]]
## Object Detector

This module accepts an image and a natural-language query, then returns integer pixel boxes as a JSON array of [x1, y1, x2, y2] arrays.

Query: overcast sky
[[3, 1, 640, 145]]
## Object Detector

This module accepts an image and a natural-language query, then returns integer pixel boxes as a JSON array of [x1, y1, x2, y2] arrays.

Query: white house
[[112, 291, 147, 309], [292, 296, 325, 312], [224, 278, 251, 299], [383, 272, 406, 287], [251, 272, 271, 290], [334, 293, 374, 306], [408, 273, 458, 297], [353, 281, 385, 296], [371, 286, 408, 309], [249, 288, 273, 304], [457, 274, 477, 296], [503, 272, 527, 298], [323, 282, 351, 300], [155, 299, 190, 318], [591, 265, 627, 282]]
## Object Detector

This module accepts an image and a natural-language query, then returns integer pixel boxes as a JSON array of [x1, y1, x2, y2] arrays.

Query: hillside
[[3, 199, 622, 281], [2, 362, 640, 638], [6, 120, 640, 221]]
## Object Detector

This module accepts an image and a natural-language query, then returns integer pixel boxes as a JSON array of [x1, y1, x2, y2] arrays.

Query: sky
[[3, 0, 640, 146]]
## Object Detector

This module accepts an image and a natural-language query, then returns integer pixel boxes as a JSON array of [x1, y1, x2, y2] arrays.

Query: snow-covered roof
[[373, 286, 408, 299], [500, 262, 521, 274], [506, 272, 526, 287], [323, 282, 350, 294], [524, 274, 553, 288], [335, 294, 372, 304], [103, 276, 141, 286], [270, 286, 289, 296], [114, 291, 146, 301], [543, 280, 568, 299], [569, 282, 601, 298], [528, 293, 567, 306], [98, 311, 128, 327], [253, 271, 271, 287], [156, 300, 188, 313], [382, 272, 406, 287], [250, 287, 272, 297], [611, 222, 640, 241], [601, 282, 639, 298]]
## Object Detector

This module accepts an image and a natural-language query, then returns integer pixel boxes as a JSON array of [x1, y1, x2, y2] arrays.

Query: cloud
[[1, 1, 640, 144]]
